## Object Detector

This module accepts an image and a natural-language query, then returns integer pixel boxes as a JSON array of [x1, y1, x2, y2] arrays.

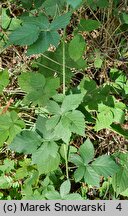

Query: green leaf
[[78, 19, 100, 32], [61, 94, 84, 113], [9, 18, 22, 31], [115, 101, 126, 110], [70, 154, 84, 166], [22, 14, 49, 29], [92, 155, 119, 178], [96, 0, 109, 8], [46, 181, 83, 200], [74, 166, 85, 182], [95, 109, 114, 131], [94, 56, 103, 68], [15, 167, 29, 180], [46, 115, 60, 131], [0, 175, 13, 189], [0, 111, 25, 146], [36, 116, 52, 140], [0, 159, 14, 173], [88, 0, 108, 9], [24, 173, 39, 190], [79, 76, 97, 93], [87, 0, 108, 9], [43, 141, 59, 157], [112, 166, 128, 196], [18, 72, 45, 92], [84, 166, 100, 187], [112, 108, 125, 124], [115, 73, 126, 87], [27, 31, 60, 55], [62, 110, 85, 136], [37, 42, 86, 83], [54, 121, 71, 143], [22, 185, 45, 200], [18, 72, 60, 106], [52, 94, 65, 103], [79, 138, 94, 164], [2, 8, 21, 30], [44, 77, 60, 96], [15, 159, 32, 180], [38, 41, 86, 76], [2, 8, 11, 29], [20, 0, 33, 8], [115, 152, 128, 165], [60, 180, 71, 198], [124, 81, 128, 94], [33, 0, 45, 8], [64, 193, 83, 200], [32, 142, 60, 174], [0, 69, 9, 94], [36, 116, 56, 141], [120, 188, 128, 197], [45, 191, 61, 199], [122, 13, 128, 24], [27, 32, 49, 55], [46, 100, 61, 114], [10, 130, 42, 154], [43, 0, 65, 16], [67, 0, 83, 8], [80, 81, 110, 110], [50, 12, 71, 30], [68, 35, 85, 61], [9, 24, 40, 45], [110, 123, 128, 139], [60, 144, 77, 160]]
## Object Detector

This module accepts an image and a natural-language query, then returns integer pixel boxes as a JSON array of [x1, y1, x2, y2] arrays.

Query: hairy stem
[[64, 144, 69, 179], [62, 31, 66, 95]]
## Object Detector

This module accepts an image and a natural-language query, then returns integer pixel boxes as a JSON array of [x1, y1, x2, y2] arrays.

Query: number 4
[[116, 203, 122, 211]]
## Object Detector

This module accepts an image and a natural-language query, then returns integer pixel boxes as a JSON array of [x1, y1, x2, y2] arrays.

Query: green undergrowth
[[0, 0, 128, 200]]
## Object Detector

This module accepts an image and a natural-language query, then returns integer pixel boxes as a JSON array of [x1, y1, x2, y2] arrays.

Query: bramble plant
[[0, 0, 128, 200]]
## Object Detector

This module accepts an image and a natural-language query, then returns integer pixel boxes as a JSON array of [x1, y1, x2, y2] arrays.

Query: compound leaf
[[46, 100, 61, 114], [18, 72, 46, 92], [67, 0, 83, 8], [22, 14, 49, 29], [32, 142, 60, 174], [112, 166, 128, 196], [10, 130, 42, 154], [92, 155, 119, 178], [46, 115, 60, 131], [70, 154, 84, 166], [61, 94, 84, 113], [84, 166, 100, 187], [95, 109, 114, 131], [27, 31, 60, 55], [50, 12, 71, 30], [43, 0, 65, 16], [18, 72, 59, 106], [74, 166, 85, 182], [79, 138, 94, 164], [0, 111, 25, 146], [54, 121, 71, 143], [62, 110, 85, 136], [9, 24, 40, 45]]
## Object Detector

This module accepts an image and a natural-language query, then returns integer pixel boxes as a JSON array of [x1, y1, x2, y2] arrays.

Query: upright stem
[[63, 29, 69, 179], [63, 3, 70, 179], [64, 144, 69, 179], [62, 31, 66, 95]]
